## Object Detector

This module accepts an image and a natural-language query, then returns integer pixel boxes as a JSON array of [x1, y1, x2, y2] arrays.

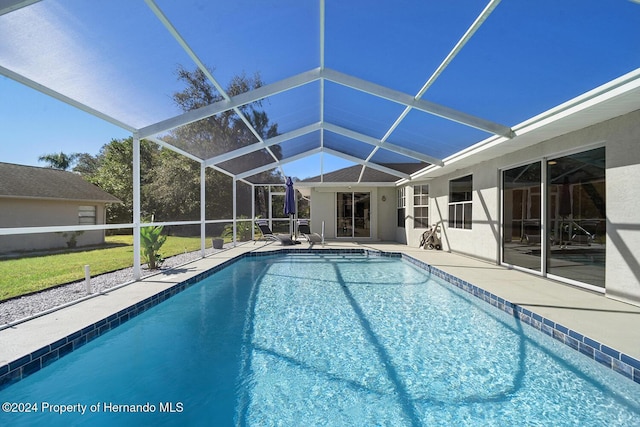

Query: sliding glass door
[[502, 162, 542, 272], [337, 192, 370, 238], [547, 147, 605, 288], [502, 147, 605, 289], [337, 192, 353, 237]]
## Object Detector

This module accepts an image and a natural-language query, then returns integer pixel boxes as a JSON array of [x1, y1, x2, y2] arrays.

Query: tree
[[168, 66, 281, 172], [38, 151, 80, 170], [85, 137, 159, 224], [72, 152, 102, 177], [159, 66, 284, 221], [144, 148, 236, 223], [144, 149, 202, 221], [75, 67, 283, 226]]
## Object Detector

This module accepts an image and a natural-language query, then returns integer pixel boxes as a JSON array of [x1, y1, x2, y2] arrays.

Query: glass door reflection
[[547, 147, 605, 288], [353, 193, 370, 238], [337, 192, 370, 238], [337, 192, 353, 237], [503, 162, 542, 272]]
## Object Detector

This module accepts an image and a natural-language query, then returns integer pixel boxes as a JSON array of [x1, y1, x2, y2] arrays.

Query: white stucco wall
[[397, 108, 640, 305], [398, 183, 433, 247], [420, 169, 501, 262], [377, 187, 397, 241], [308, 110, 640, 304], [600, 109, 640, 305], [0, 198, 107, 253], [309, 189, 336, 239], [309, 187, 387, 241]]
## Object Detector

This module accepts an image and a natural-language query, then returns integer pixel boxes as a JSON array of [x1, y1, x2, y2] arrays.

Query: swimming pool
[[1, 252, 639, 426]]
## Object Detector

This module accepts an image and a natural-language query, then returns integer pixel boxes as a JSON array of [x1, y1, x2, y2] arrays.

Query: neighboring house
[[297, 108, 640, 306], [0, 162, 121, 253]]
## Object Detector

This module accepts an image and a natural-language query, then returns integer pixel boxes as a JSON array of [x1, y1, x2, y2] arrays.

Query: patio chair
[[297, 219, 322, 243], [255, 219, 295, 246]]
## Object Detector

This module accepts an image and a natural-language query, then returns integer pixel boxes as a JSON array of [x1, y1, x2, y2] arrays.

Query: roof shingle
[[0, 163, 121, 203], [301, 163, 426, 183]]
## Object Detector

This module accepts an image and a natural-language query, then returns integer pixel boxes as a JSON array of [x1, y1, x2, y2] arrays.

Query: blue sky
[[0, 72, 342, 179], [0, 76, 130, 167], [1, 0, 638, 180]]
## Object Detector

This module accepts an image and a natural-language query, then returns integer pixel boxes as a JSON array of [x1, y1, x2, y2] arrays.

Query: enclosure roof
[[0, 162, 122, 203], [1, 0, 639, 184]]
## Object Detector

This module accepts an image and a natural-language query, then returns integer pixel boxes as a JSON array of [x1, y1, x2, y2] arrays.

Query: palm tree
[[38, 152, 79, 170]]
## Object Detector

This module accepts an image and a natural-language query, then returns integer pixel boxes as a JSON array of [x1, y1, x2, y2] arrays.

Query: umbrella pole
[[290, 215, 293, 238]]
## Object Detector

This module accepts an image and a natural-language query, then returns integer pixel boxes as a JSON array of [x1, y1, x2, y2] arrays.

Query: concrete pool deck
[[1, 240, 640, 384]]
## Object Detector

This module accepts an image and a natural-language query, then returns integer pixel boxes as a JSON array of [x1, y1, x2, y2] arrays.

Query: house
[[297, 106, 640, 307], [299, 164, 426, 241], [0, 163, 121, 253], [0, 1, 638, 305]]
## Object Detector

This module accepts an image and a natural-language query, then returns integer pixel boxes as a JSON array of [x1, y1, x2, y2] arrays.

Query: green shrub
[[140, 225, 167, 269], [222, 216, 254, 242]]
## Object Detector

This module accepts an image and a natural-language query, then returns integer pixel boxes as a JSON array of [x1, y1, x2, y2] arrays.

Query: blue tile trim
[[1, 248, 639, 390]]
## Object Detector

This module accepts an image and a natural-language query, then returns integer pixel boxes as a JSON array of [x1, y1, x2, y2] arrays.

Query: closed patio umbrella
[[284, 177, 296, 238]]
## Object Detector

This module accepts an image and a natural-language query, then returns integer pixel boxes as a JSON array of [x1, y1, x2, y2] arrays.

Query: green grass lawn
[[0, 235, 206, 302]]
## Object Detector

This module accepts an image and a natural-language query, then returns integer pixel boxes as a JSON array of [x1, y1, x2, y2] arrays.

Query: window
[[449, 175, 472, 229], [397, 187, 406, 228], [413, 185, 429, 228], [78, 205, 97, 225]]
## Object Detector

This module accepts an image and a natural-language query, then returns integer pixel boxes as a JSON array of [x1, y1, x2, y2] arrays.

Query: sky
[[0, 75, 130, 167], [0, 76, 340, 179], [0, 73, 346, 180], [0, 75, 351, 179], [1, 0, 639, 180]]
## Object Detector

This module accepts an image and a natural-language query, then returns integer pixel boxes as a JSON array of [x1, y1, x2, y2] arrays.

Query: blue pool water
[[1, 253, 639, 426]]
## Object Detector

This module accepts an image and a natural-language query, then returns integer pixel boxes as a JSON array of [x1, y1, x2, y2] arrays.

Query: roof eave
[[0, 195, 123, 204]]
